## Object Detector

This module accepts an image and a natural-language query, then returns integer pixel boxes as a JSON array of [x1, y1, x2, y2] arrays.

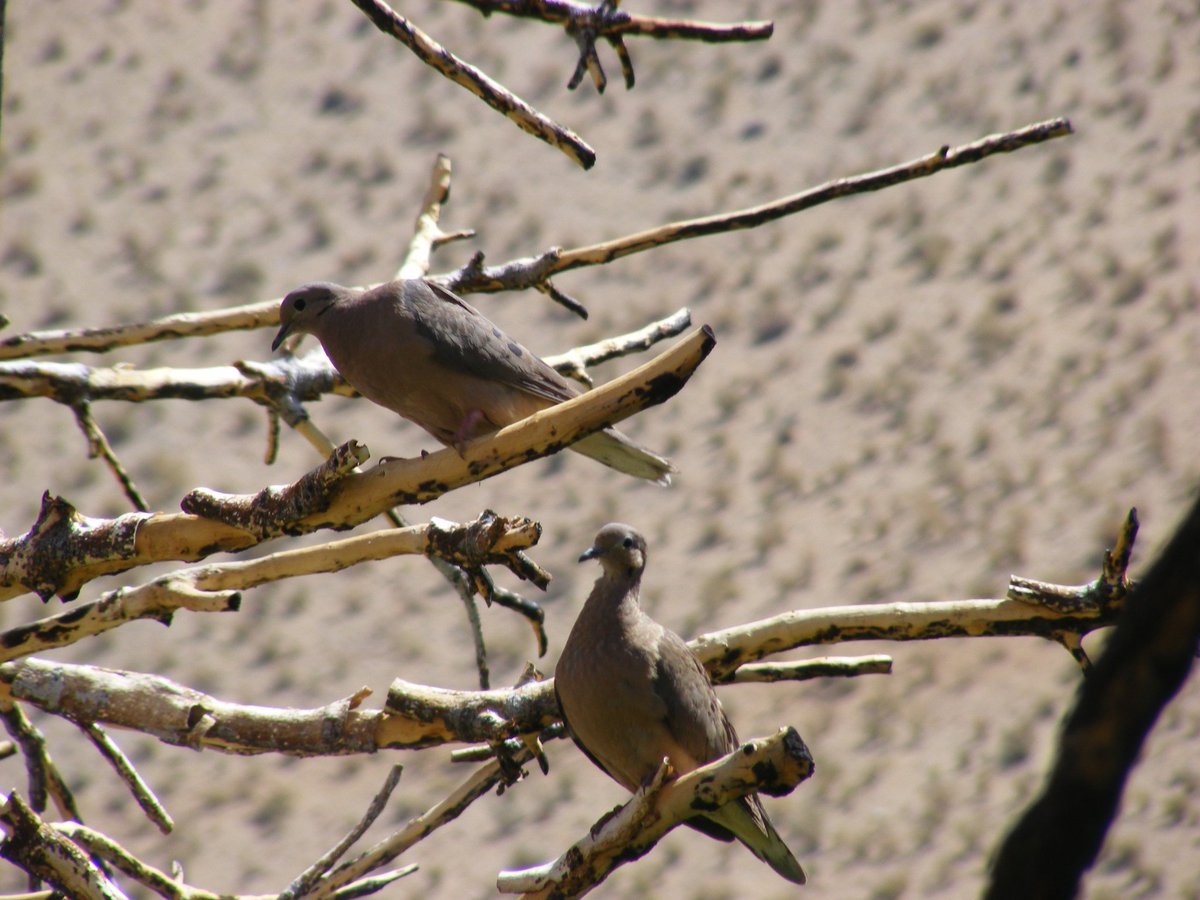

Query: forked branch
[[0, 121, 1071, 360], [0, 327, 712, 602], [0, 512, 544, 662], [496, 728, 814, 898]]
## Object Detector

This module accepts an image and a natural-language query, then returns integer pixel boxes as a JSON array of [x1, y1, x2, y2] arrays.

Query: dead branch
[[180, 439, 369, 540], [458, 117, 1075, 287], [693, 593, 1121, 681], [379, 677, 558, 749], [0, 699, 81, 821], [306, 756, 512, 898], [714, 654, 894, 685], [53, 822, 280, 900], [348, 0, 596, 169], [987, 495, 1200, 899], [80, 723, 173, 835], [0, 492, 153, 602], [0, 353, 351, 407], [0, 306, 688, 407], [395, 153, 473, 281], [0, 660, 383, 757], [694, 514, 1132, 679], [496, 727, 814, 898], [551, 306, 691, 387], [0, 300, 278, 361], [0, 124, 1068, 362], [0, 513, 543, 662], [0, 562, 1126, 760], [280, 765, 404, 900], [449, 0, 772, 93], [0, 328, 710, 602], [0, 791, 127, 899], [69, 400, 148, 511], [1007, 507, 1137, 613]]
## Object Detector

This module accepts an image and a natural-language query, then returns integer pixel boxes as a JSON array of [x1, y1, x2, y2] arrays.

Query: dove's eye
[[294, 297, 307, 311], [623, 537, 634, 548]]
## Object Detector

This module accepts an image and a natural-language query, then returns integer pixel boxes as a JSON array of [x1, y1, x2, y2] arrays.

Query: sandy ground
[[3, 1, 1200, 897]]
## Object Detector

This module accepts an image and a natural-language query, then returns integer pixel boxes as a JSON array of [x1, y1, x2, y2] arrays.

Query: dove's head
[[272, 282, 346, 352], [579, 523, 647, 579]]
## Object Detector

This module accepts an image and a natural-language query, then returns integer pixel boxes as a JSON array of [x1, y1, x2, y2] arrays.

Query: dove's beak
[[578, 545, 601, 563], [271, 321, 294, 352]]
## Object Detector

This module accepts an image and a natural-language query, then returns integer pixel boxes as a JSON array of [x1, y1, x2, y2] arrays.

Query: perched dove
[[555, 523, 807, 885], [271, 280, 674, 484]]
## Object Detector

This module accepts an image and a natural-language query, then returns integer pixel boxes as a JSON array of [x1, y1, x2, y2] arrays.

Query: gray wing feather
[[412, 280, 578, 404]]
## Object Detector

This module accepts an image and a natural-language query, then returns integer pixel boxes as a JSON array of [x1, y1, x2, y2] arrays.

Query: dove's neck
[[580, 570, 644, 626]]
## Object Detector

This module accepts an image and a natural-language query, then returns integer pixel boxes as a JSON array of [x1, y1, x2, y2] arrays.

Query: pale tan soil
[[2, 2, 1200, 898]]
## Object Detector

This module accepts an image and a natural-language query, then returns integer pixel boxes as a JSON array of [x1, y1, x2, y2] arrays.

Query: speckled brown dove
[[271, 280, 674, 484], [555, 523, 807, 885]]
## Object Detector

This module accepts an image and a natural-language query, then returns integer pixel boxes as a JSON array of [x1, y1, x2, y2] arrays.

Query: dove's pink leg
[[453, 409, 488, 455]]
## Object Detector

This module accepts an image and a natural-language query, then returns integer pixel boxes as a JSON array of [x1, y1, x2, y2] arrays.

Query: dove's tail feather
[[571, 428, 675, 485], [704, 797, 807, 886]]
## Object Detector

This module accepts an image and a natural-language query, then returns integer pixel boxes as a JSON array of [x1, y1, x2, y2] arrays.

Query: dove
[[271, 280, 674, 484], [555, 523, 806, 884]]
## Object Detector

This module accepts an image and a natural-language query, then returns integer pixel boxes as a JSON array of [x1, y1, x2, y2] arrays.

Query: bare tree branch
[[0, 301, 279, 361], [496, 727, 814, 898], [69, 401, 148, 512], [0, 547, 1127, 762], [987, 495, 1200, 899], [0, 305, 690, 410], [80, 723, 173, 835], [498, 117, 1075, 282], [715, 654, 893, 684], [312, 755, 517, 898], [694, 516, 1131, 678], [0, 328, 712, 602], [449, 0, 773, 93], [280, 765, 403, 900], [54, 822, 279, 900], [395, 153, 473, 281], [0, 661, 383, 757], [0, 123, 1069, 361], [0, 513, 543, 662], [0, 792, 127, 899], [0, 699, 82, 821], [550, 307, 691, 387], [348, 0, 596, 169]]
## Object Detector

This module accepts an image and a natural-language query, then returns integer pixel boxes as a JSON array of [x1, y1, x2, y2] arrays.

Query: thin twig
[[281, 766, 403, 900], [69, 401, 148, 511], [442, 117, 1075, 296], [395, 154, 472, 280], [0, 701, 82, 821], [56, 822, 279, 900], [545, 306, 691, 387], [80, 723, 173, 834], [543, 118, 1075, 275], [311, 758, 513, 897], [0, 299, 279, 361], [450, 0, 771, 93], [347, 0, 595, 169], [451, 562, 490, 690]]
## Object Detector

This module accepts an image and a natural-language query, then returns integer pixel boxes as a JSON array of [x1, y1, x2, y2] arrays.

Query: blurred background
[[2, 1, 1198, 897]]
